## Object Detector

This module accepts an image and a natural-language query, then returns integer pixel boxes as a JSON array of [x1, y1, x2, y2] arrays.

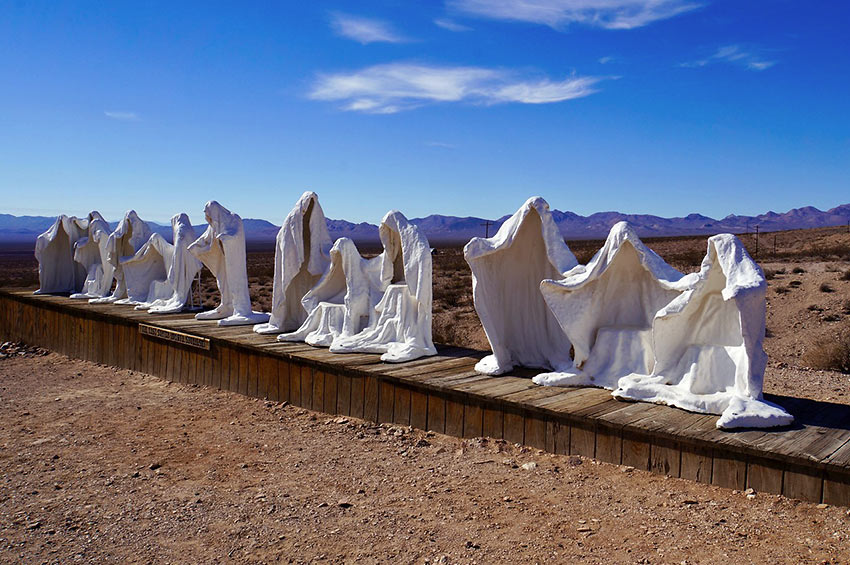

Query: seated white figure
[[89, 210, 153, 304], [34, 214, 91, 294], [70, 211, 114, 299], [121, 213, 203, 313], [464, 197, 578, 375], [254, 191, 332, 334], [279, 237, 380, 346], [614, 234, 794, 429], [329, 211, 436, 363], [534, 222, 686, 390], [188, 201, 269, 326]]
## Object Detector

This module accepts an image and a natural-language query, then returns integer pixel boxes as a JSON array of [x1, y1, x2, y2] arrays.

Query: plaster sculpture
[[34, 214, 90, 294], [534, 222, 685, 390], [464, 197, 578, 375], [70, 211, 115, 300], [121, 213, 203, 314], [254, 191, 332, 335], [188, 201, 269, 326], [89, 210, 153, 304], [279, 237, 379, 346], [613, 234, 793, 429], [329, 210, 436, 362]]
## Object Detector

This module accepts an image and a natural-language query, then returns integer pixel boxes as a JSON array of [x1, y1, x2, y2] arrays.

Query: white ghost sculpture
[[329, 210, 436, 363], [70, 211, 115, 300], [254, 191, 332, 334], [279, 237, 380, 346], [534, 222, 685, 390], [34, 214, 90, 294], [188, 201, 269, 326], [464, 197, 578, 376], [614, 234, 794, 429], [121, 213, 203, 314], [89, 210, 153, 304]]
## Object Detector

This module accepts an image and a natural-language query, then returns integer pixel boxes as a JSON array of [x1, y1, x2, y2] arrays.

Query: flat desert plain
[[1, 225, 849, 563]]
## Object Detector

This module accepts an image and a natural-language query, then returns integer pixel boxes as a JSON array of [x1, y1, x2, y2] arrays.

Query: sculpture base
[[218, 311, 270, 327]]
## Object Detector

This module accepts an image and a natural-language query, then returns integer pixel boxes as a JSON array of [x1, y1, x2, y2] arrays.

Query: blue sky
[[1, 1, 848, 225]]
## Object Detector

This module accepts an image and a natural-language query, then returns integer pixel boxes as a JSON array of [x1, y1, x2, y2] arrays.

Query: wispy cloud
[[434, 18, 473, 32], [330, 12, 407, 44], [447, 0, 701, 30], [680, 45, 777, 71], [309, 63, 605, 114], [426, 141, 457, 149], [104, 111, 139, 121], [598, 55, 616, 64]]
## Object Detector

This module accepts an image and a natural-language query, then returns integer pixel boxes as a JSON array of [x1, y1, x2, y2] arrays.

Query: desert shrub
[[820, 282, 834, 293], [792, 266, 806, 274], [788, 280, 802, 288], [840, 269, 850, 281], [763, 269, 776, 280], [775, 286, 790, 294], [774, 268, 786, 275], [805, 328, 850, 373], [824, 313, 841, 322], [844, 300, 850, 315], [807, 304, 823, 312]]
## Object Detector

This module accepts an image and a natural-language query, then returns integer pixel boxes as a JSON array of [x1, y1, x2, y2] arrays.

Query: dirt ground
[[1, 352, 849, 564]]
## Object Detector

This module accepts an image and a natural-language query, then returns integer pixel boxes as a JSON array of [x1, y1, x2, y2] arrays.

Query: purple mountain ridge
[[1, 203, 849, 245]]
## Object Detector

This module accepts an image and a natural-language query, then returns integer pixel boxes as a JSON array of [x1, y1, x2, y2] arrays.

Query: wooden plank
[[364, 376, 379, 423], [378, 381, 394, 423], [410, 390, 428, 430], [350, 376, 365, 420], [650, 438, 681, 478], [337, 373, 352, 416], [621, 429, 651, 471], [289, 358, 302, 404], [311, 369, 324, 409], [426, 394, 445, 434], [680, 445, 713, 484], [323, 372, 338, 415], [503, 411, 524, 445], [783, 466, 823, 503], [483, 408, 503, 439], [712, 453, 747, 490], [463, 403, 483, 438], [445, 399, 464, 437], [595, 426, 622, 465], [300, 365, 313, 409], [747, 459, 783, 495], [570, 421, 595, 458], [823, 471, 850, 506], [394, 385, 411, 426], [524, 416, 546, 450], [277, 358, 289, 402]]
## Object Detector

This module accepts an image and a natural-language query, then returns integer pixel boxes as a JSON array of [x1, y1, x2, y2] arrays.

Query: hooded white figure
[[89, 210, 153, 304], [534, 222, 686, 390], [464, 197, 578, 376], [329, 211, 436, 363], [254, 192, 332, 334], [614, 234, 794, 429], [279, 237, 381, 346], [34, 214, 90, 294], [70, 211, 114, 300], [188, 201, 269, 326], [121, 213, 203, 314]]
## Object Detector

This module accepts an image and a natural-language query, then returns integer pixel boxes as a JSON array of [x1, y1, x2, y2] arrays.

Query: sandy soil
[[1, 351, 849, 564]]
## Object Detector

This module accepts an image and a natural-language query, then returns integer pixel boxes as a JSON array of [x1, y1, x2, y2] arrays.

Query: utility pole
[[755, 225, 759, 255], [481, 220, 493, 238]]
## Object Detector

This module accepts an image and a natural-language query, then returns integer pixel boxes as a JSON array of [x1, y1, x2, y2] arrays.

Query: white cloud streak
[[434, 18, 473, 31], [330, 12, 407, 44], [447, 0, 701, 30], [680, 45, 777, 71], [104, 111, 139, 121], [309, 63, 604, 114]]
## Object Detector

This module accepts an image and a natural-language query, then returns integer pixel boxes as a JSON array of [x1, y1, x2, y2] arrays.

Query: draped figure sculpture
[[464, 197, 578, 375], [121, 213, 203, 314], [90, 210, 153, 304], [254, 191, 332, 334], [188, 201, 269, 326], [279, 237, 380, 346], [70, 211, 114, 300], [613, 234, 793, 429], [534, 222, 685, 390], [34, 214, 91, 294], [329, 211, 436, 363]]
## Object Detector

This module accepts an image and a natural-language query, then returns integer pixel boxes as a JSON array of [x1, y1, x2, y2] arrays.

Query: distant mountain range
[[2, 202, 849, 246]]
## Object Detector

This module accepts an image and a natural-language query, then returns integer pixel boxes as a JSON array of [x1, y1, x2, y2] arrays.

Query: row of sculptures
[[34, 194, 794, 429]]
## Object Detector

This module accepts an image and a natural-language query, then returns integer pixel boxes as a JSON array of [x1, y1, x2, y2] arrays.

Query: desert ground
[[1, 225, 850, 562]]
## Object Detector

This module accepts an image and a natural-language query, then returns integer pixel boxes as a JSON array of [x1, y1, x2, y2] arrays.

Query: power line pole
[[481, 220, 493, 238]]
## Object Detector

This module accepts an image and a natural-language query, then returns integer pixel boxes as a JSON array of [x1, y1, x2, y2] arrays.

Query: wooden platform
[[2, 288, 850, 506]]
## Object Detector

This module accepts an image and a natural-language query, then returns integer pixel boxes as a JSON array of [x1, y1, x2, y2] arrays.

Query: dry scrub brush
[[805, 323, 850, 373]]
